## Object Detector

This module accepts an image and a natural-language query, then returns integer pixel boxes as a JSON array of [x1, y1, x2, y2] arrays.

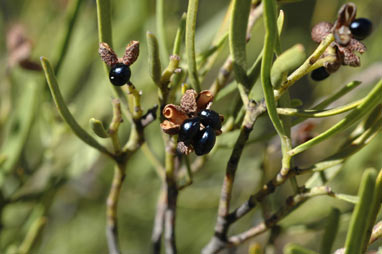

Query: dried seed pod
[[122, 40, 140, 66], [162, 104, 188, 125], [99, 42, 119, 66], [333, 3, 357, 46]]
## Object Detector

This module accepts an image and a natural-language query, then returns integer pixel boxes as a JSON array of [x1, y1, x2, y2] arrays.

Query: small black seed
[[350, 18, 373, 40], [311, 67, 330, 81], [193, 126, 216, 156], [198, 110, 221, 130], [109, 63, 131, 86], [178, 117, 201, 145]]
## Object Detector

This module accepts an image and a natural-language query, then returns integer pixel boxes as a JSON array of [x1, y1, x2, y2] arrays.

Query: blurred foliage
[[0, 0, 382, 253]]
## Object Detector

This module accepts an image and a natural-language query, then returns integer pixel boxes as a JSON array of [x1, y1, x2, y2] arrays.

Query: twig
[[219, 187, 333, 252], [202, 101, 266, 254], [164, 136, 178, 254], [106, 163, 126, 254], [152, 187, 167, 254]]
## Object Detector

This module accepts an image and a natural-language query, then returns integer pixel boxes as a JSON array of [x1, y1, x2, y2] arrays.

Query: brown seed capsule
[[99, 42, 119, 66], [162, 104, 188, 125], [122, 40, 140, 66]]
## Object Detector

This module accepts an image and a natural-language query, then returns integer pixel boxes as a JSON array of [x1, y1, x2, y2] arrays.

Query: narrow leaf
[[96, 0, 112, 47], [335, 194, 359, 204], [0, 81, 40, 176], [344, 168, 377, 254], [41, 57, 111, 156], [173, 13, 187, 56], [229, 0, 251, 87], [156, 0, 169, 64], [363, 168, 382, 252], [146, 32, 162, 85], [271, 44, 306, 89], [185, 0, 201, 92], [261, 0, 286, 137], [89, 118, 109, 138], [321, 208, 341, 254], [290, 79, 382, 156]]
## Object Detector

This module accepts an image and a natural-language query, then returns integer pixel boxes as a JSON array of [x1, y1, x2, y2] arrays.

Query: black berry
[[109, 63, 131, 86], [198, 110, 221, 130], [350, 18, 373, 40], [311, 67, 330, 81], [179, 117, 201, 145], [193, 126, 216, 156]]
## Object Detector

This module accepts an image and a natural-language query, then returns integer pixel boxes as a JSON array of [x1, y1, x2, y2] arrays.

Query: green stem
[[274, 33, 335, 100], [185, 0, 201, 92], [156, 0, 169, 64], [277, 98, 363, 118]]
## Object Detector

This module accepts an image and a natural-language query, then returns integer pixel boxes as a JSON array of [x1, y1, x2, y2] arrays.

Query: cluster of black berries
[[311, 18, 373, 81], [178, 110, 222, 156]]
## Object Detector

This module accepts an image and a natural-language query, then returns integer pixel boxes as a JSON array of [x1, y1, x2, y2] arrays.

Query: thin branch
[[152, 187, 167, 254], [229, 186, 334, 246], [106, 163, 126, 254]]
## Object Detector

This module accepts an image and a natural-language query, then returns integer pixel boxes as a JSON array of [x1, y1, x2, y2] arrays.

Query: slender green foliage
[[229, 0, 251, 87], [345, 168, 377, 254], [41, 57, 112, 157], [185, 0, 200, 92]]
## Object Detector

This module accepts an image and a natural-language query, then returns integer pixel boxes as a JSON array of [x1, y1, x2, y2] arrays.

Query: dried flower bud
[[122, 41, 139, 66], [180, 89, 198, 114], [162, 104, 188, 125], [99, 42, 119, 66]]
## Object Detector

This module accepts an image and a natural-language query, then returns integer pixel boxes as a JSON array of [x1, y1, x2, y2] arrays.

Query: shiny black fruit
[[350, 18, 372, 40], [198, 109, 221, 130], [179, 117, 201, 145], [109, 63, 131, 86], [193, 126, 216, 156], [311, 67, 330, 81]]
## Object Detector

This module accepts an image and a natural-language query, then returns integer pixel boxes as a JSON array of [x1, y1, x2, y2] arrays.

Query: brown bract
[[98, 41, 140, 67], [311, 3, 367, 72]]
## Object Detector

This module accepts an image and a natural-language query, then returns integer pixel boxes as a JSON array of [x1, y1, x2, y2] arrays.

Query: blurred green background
[[0, 0, 382, 253]]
